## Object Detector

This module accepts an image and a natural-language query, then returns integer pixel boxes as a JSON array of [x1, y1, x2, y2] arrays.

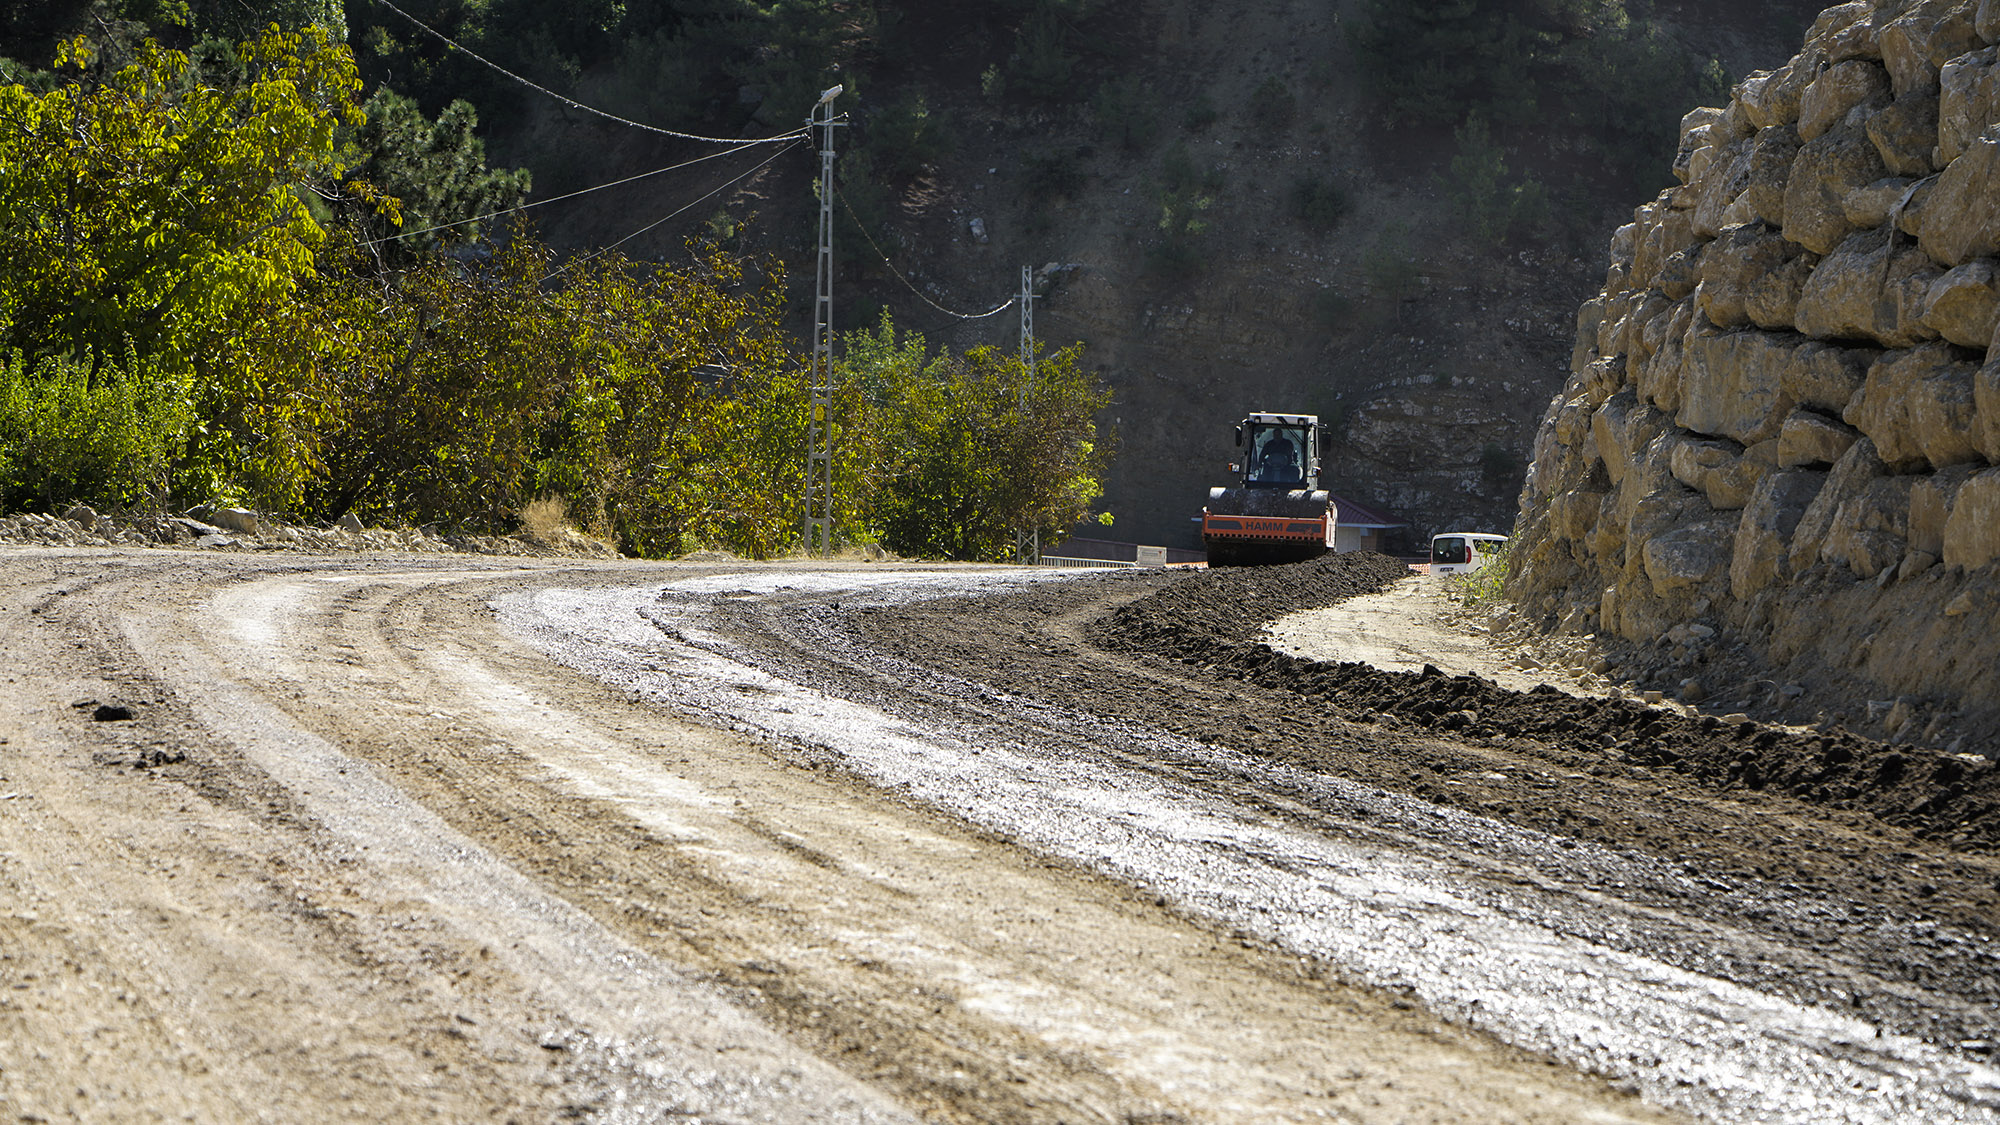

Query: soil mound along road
[[1099, 552, 2000, 855]]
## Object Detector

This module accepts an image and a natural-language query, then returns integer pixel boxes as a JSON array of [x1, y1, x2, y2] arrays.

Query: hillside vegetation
[[0, 0, 1825, 551], [0, 8, 1110, 558]]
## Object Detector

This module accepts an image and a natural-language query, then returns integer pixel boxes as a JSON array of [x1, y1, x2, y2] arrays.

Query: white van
[[1429, 531, 1508, 575]]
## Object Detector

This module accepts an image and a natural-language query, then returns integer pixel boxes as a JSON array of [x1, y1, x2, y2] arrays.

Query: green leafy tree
[[0, 0, 93, 68], [311, 231, 807, 557], [1350, 0, 1731, 193], [0, 26, 366, 507], [1092, 74, 1156, 152], [308, 236, 576, 528], [184, 0, 347, 41], [0, 28, 361, 372], [1010, 4, 1078, 101], [841, 313, 1112, 561], [867, 90, 952, 178]]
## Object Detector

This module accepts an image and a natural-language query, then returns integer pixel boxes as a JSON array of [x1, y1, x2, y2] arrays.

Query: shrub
[[1290, 173, 1351, 231], [595, 27, 707, 133], [1363, 222, 1421, 309], [1159, 140, 1223, 194], [517, 495, 573, 543], [835, 149, 895, 242], [840, 314, 1113, 561], [1010, 6, 1077, 101], [1446, 115, 1548, 246], [1182, 90, 1218, 130], [1150, 143, 1219, 277], [1248, 75, 1294, 131], [868, 91, 951, 178], [1092, 75, 1157, 152], [1022, 146, 1087, 203], [0, 351, 193, 511], [1445, 546, 1510, 609], [1145, 237, 1207, 278]]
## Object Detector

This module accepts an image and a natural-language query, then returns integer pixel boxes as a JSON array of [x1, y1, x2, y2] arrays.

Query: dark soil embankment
[[840, 552, 2000, 1049], [1092, 553, 2000, 855]]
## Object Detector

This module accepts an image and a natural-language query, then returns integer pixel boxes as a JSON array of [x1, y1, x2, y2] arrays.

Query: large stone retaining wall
[[1512, 0, 2000, 750]]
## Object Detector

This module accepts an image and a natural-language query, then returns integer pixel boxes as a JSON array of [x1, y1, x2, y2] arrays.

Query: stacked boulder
[[1513, 0, 2000, 739]]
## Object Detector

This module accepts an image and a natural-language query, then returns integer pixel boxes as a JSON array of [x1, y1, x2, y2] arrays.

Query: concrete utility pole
[[803, 85, 842, 557], [1012, 265, 1039, 566]]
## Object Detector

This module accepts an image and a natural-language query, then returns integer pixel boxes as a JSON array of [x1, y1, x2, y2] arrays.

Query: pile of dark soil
[[831, 554, 2000, 1049], [1093, 553, 2000, 855]]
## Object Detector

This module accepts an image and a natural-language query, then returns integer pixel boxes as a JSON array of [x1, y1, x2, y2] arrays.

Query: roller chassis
[[1201, 412, 1337, 567]]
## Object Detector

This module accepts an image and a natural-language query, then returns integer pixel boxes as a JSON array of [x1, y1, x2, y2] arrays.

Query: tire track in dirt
[[1, 553, 564, 1122]]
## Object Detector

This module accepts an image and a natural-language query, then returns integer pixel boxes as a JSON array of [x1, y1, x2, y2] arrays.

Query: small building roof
[[1327, 493, 1406, 530]]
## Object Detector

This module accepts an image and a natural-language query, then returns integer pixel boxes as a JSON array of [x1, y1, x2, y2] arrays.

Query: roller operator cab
[[1201, 412, 1337, 566]]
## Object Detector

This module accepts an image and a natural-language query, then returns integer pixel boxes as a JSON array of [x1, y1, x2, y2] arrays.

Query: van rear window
[[1431, 537, 1465, 563]]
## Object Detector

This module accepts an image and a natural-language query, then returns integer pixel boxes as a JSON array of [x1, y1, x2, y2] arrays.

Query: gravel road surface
[[2, 546, 1995, 1124]]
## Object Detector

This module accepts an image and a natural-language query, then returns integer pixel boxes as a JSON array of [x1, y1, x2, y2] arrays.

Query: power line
[[359, 137, 800, 248], [540, 140, 797, 283], [364, 0, 806, 147], [832, 183, 1016, 321]]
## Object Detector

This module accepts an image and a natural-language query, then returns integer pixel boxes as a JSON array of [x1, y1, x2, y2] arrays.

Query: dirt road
[[2, 547, 1996, 1123]]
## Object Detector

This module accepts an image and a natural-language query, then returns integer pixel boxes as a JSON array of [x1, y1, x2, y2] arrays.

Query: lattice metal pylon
[[1020, 264, 1035, 388], [1012, 265, 1039, 565], [803, 87, 842, 556]]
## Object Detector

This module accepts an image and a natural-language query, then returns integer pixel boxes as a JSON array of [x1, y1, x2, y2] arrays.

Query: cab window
[[1247, 425, 1306, 484]]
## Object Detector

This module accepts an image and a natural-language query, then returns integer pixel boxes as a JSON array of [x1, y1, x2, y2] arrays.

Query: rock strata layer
[[1513, 0, 2000, 753]]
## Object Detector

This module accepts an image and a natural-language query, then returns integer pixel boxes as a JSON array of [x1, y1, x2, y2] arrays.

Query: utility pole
[[1012, 265, 1039, 566], [802, 85, 842, 557], [1020, 264, 1036, 389]]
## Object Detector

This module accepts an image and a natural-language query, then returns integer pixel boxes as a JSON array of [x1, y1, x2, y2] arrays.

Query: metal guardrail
[[1041, 544, 1174, 569], [1042, 556, 1136, 569]]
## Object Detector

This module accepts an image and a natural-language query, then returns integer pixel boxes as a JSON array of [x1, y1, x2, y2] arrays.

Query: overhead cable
[[359, 137, 796, 248], [365, 0, 807, 146], [540, 141, 797, 282], [833, 183, 1016, 321]]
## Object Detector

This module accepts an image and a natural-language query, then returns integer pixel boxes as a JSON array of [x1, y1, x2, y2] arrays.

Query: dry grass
[[518, 495, 571, 543]]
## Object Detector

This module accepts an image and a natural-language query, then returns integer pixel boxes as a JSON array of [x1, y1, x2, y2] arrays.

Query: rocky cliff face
[[1514, 0, 2000, 754]]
